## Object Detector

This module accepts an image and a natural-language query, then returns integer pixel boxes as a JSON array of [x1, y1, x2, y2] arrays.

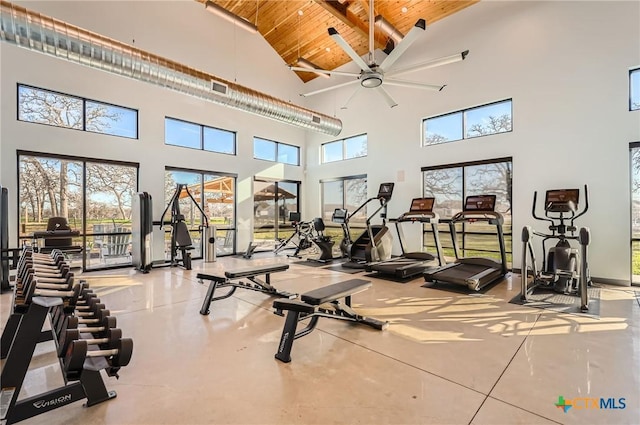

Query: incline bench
[[198, 264, 294, 316], [272, 278, 388, 363]]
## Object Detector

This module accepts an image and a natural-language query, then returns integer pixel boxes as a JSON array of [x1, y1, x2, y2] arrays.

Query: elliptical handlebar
[[531, 191, 555, 228], [571, 184, 589, 225]]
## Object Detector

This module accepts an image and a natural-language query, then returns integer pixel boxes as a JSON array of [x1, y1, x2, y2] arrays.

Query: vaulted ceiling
[[197, 0, 478, 82]]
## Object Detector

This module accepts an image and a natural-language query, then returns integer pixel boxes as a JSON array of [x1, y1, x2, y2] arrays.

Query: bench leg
[[200, 281, 218, 315], [275, 310, 300, 363]]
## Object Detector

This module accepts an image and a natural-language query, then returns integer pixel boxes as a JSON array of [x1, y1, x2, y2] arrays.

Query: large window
[[165, 168, 237, 257], [321, 134, 368, 163], [253, 137, 300, 165], [18, 84, 138, 139], [630, 142, 640, 285], [321, 176, 368, 236], [253, 179, 300, 249], [422, 157, 512, 266], [423, 99, 512, 146], [18, 152, 138, 271], [631, 68, 640, 111], [165, 117, 236, 155]]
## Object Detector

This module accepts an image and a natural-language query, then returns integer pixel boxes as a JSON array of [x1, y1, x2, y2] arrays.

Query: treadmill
[[423, 194, 508, 291], [368, 197, 446, 279]]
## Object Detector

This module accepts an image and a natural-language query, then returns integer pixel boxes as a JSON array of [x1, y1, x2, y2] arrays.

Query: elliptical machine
[[332, 182, 394, 268], [520, 185, 591, 312]]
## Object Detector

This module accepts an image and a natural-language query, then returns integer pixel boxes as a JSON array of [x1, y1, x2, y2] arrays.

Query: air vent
[[312, 115, 321, 124], [211, 80, 228, 95]]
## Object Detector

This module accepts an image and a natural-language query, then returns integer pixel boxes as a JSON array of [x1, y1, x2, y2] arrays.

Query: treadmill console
[[545, 189, 579, 213], [331, 208, 348, 224], [409, 197, 434, 213], [399, 197, 436, 221], [377, 183, 395, 201], [464, 195, 496, 212]]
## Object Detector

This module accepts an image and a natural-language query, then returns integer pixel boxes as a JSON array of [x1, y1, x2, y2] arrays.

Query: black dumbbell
[[64, 337, 134, 373], [61, 315, 117, 337], [57, 327, 122, 357]]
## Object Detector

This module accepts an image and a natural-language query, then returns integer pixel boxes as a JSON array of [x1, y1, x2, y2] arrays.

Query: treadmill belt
[[433, 264, 488, 280]]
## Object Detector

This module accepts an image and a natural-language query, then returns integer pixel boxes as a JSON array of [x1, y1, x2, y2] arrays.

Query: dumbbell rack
[[0, 249, 126, 424]]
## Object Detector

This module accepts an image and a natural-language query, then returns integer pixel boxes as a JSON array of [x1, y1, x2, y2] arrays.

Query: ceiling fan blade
[[384, 79, 445, 91], [376, 86, 398, 108], [301, 79, 359, 97], [288, 66, 361, 78], [328, 27, 372, 72], [340, 86, 363, 110], [387, 50, 469, 77], [378, 19, 426, 73]]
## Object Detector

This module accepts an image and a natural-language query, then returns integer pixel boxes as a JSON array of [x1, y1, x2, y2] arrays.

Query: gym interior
[[1, 1, 639, 424]]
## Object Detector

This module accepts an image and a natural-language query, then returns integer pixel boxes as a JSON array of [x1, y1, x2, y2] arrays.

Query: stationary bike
[[520, 185, 591, 312]]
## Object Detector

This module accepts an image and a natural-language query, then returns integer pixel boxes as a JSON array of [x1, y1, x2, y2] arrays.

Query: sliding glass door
[[630, 143, 640, 285], [18, 151, 138, 271], [253, 179, 300, 250], [165, 168, 237, 258]]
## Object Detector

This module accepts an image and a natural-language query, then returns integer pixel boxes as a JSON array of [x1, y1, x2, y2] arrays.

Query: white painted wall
[[0, 0, 309, 258], [303, 1, 640, 284], [1, 1, 638, 282]]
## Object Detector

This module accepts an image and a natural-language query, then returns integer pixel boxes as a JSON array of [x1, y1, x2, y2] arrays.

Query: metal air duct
[[0, 1, 342, 136]]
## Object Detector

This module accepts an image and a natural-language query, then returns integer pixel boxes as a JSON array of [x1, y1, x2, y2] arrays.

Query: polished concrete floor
[[1, 254, 639, 425]]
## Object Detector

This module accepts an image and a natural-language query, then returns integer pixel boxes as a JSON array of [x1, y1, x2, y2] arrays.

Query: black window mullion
[[82, 98, 87, 131]]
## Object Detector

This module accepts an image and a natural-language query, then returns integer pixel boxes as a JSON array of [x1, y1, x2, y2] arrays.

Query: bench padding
[[301, 279, 371, 305], [197, 264, 289, 282], [273, 298, 315, 314], [225, 264, 289, 279]]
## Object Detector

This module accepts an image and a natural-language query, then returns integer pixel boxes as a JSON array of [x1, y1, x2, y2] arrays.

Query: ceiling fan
[[289, 0, 469, 108]]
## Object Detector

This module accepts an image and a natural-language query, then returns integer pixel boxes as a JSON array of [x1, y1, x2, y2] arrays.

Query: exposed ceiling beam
[[312, 0, 387, 49]]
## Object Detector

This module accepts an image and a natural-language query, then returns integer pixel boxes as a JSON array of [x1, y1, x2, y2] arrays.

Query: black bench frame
[[273, 278, 388, 363], [198, 264, 294, 316]]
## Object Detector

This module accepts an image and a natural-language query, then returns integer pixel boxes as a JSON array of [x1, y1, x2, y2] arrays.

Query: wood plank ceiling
[[197, 0, 478, 82]]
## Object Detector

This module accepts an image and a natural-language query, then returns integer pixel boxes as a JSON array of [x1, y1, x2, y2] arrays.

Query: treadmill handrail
[[450, 210, 504, 225], [391, 211, 440, 223]]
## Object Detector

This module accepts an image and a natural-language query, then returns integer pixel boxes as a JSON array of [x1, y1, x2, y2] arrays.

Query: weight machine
[[156, 184, 209, 270]]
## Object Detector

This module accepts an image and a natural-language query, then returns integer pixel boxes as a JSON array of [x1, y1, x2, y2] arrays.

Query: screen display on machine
[[409, 197, 434, 213], [377, 183, 395, 201], [332, 208, 348, 223], [545, 189, 579, 206], [464, 195, 496, 212]]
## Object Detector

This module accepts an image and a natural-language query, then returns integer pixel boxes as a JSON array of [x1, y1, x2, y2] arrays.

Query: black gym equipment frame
[[520, 185, 591, 312], [156, 184, 209, 270], [423, 195, 508, 291], [272, 278, 388, 363], [1, 297, 117, 424], [334, 182, 395, 267], [368, 197, 446, 279], [198, 264, 294, 316]]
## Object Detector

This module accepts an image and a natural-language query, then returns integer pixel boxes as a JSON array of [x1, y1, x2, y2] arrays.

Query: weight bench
[[198, 264, 294, 316], [272, 278, 388, 363]]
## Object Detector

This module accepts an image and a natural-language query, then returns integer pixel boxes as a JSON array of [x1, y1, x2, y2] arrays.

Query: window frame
[[630, 68, 640, 111], [421, 157, 513, 265], [17, 83, 139, 139], [253, 137, 300, 166], [320, 174, 368, 226], [164, 116, 237, 155], [321, 133, 368, 163], [422, 99, 512, 146]]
